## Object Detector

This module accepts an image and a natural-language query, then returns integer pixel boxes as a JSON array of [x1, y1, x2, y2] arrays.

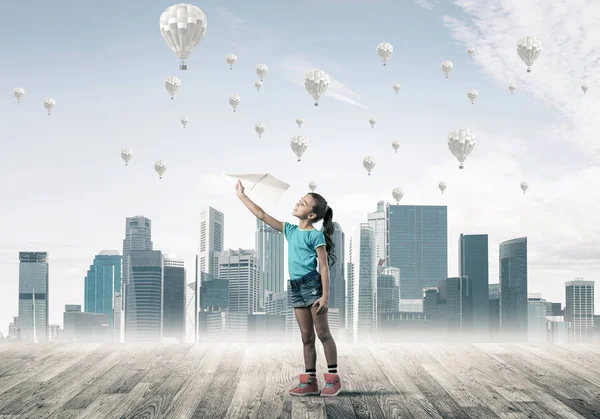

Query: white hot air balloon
[[296, 117, 304, 128], [44, 98, 55, 115], [290, 136, 309, 162], [154, 160, 168, 179], [164, 76, 181, 99], [392, 140, 400, 154], [517, 36, 542, 73], [256, 64, 268, 81], [226, 54, 237, 70], [441, 61, 454, 78], [308, 181, 317, 192], [362, 156, 376, 176], [520, 181, 529, 194], [255, 80, 262, 92], [439, 181, 447, 194], [369, 117, 376, 128], [467, 89, 479, 105], [448, 128, 476, 169], [121, 149, 133, 166], [393, 83, 401, 94], [14, 88, 24, 103], [255, 122, 265, 138], [181, 117, 188, 128], [392, 187, 404, 204], [304, 69, 329, 106], [582, 84, 588, 95], [376, 42, 393, 66], [467, 47, 475, 58], [229, 94, 241, 112], [160, 4, 207, 70], [509, 84, 516, 95]]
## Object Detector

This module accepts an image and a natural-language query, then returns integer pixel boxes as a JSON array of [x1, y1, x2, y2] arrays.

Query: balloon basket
[[180, 61, 187, 71]]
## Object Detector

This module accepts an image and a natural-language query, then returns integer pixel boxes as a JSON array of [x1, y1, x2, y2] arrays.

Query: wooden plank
[[76, 381, 152, 419], [257, 343, 296, 419]]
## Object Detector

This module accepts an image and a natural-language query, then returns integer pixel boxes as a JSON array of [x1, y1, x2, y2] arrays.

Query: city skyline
[[1, 0, 599, 334]]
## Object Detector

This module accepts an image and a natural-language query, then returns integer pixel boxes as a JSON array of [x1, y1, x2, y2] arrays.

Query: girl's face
[[292, 194, 317, 220]]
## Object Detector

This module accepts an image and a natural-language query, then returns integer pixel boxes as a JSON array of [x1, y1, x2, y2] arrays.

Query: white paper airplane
[[225, 173, 291, 204]]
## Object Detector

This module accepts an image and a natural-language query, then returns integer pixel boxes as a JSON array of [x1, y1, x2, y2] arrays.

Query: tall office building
[[217, 249, 260, 314], [386, 205, 447, 299], [163, 255, 186, 343], [565, 279, 595, 343], [330, 222, 346, 329], [489, 283, 500, 339], [499, 237, 528, 341], [377, 266, 400, 315], [350, 224, 377, 342], [459, 234, 489, 338], [368, 201, 386, 264], [18, 252, 49, 343], [346, 261, 354, 332], [255, 219, 284, 310], [444, 276, 472, 333], [198, 207, 224, 277], [125, 250, 163, 343], [84, 250, 121, 337]]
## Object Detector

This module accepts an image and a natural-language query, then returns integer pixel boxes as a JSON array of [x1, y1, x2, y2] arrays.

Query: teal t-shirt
[[283, 222, 326, 280]]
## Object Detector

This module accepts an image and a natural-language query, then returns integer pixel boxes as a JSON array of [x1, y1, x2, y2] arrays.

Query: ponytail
[[322, 206, 337, 268]]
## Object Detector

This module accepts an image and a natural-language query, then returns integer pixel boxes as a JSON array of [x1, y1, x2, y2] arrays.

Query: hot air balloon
[[296, 117, 304, 128], [160, 4, 207, 70], [255, 122, 265, 138], [439, 181, 447, 194], [229, 94, 241, 112], [44, 98, 55, 115], [121, 149, 133, 166], [226, 54, 237, 70], [181, 117, 188, 128], [393, 84, 401, 94], [467, 89, 479, 105], [290, 136, 308, 162], [520, 181, 529, 194], [448, 129, 476, 169], [582, 84, 588, 95], [255, 80, 262, 92], [154, 160, 168, 179], [256, 64, 268, 81], [363, 156, 376, 175], [13, 88, 24, 103], [376, 42, 393, 66], [467, 47, 474, 58], [164, 76, 181, 99], [509, 84, 516, 95], [369, 117, 376, 128], [441, 61, 454, 78], [305, 69, 329, 106], [392, 140, 400, 153], [309, 181, 317, 192], [392, 187, 404, 204], [517, 36, 542, 73]]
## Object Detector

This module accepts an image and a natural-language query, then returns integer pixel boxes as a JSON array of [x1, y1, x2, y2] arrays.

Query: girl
[[235, 179, 342, 397]]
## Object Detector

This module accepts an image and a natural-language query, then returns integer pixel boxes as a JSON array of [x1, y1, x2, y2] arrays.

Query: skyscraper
[[565, 279, 595, 343], [163, 255, 186, 343], [18, 252, 49, 343], [386, 205, 448, 299], [330, 222, 346, 329], [255, 219, 284, 310], [350, 223, 377, 342], [499, 237, 528, 341], [125, 250, 163, 343], [367, 201, 386, 264], [217, 249, 260, 314], [84, 250, 121, 337], [459, 234, 489, 339], [198, 207, 224, 277]]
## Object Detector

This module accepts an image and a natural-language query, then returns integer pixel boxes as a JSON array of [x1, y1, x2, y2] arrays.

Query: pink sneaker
[[289, 373, 320, 396], [320, 373, 342, 397]]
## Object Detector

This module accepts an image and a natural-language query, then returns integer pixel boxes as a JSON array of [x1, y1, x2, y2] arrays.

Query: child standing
[[235, 180, 342, 397]]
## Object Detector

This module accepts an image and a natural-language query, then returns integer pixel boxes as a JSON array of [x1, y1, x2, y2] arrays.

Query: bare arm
[[236, 180, 283, 232]]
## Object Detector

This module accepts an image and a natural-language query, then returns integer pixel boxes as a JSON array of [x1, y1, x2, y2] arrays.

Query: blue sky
[[1, 0, 599, 335]]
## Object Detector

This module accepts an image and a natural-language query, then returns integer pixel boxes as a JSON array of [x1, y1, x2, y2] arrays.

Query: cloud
[[212, 7, 247, 34], [279, 55, 368, 108], [413, 0, 435, 10], [442, 0, 600, 159]]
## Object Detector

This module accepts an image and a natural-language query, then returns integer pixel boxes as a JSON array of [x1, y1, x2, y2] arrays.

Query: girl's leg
[[294, 307, 316, 368], [310, 304, 337, 366]]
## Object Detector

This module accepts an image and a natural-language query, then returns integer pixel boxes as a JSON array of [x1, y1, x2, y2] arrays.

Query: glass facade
[[499, 237, 528, 341], [459, 234, 489, 335], [84, 251, 121, 335]]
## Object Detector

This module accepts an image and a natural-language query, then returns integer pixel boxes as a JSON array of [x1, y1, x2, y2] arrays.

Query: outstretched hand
[[235, 180, 245, 198]]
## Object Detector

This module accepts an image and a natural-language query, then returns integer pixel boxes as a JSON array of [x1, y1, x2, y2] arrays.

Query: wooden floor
[[0, 342, 599, 419]]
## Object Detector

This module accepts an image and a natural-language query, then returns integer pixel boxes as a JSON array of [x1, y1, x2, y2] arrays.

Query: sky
[[1, 0, 599, 336]]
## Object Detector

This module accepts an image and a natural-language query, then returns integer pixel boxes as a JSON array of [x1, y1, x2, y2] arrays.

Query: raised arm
[[235, 180, 284, 232]]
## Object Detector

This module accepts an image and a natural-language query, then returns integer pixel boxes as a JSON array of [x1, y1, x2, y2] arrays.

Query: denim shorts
[[289, 270, 323, 308]]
